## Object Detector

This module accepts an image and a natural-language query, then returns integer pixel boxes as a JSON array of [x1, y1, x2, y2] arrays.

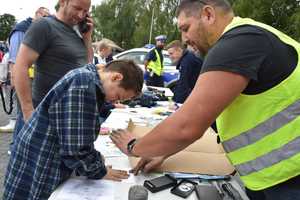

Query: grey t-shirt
[[23, 17, 88, 107]]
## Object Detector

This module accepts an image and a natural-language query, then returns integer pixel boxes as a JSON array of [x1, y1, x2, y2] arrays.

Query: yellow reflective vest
[[217, 17, 300, 191], [147, 49, 163, 76]]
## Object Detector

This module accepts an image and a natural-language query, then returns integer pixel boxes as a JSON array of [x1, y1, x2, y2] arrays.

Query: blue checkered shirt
[[3, 64, 107, 200]]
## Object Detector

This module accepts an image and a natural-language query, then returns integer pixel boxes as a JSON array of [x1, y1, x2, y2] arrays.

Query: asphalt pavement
[[0, 95, 13, 197]]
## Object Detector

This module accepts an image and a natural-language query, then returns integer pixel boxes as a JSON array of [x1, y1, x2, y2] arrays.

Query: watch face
[[178, 182, 194, 192]]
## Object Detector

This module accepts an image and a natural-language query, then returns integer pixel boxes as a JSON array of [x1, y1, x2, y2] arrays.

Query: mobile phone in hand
[[79, 15, 89, 33]]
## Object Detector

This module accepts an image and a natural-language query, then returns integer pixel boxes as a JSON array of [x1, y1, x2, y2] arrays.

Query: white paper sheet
[[52, 178, 114, 200], [94, 135, 124, 157]]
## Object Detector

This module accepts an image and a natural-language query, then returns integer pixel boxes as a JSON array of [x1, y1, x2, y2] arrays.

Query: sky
[[0, 0, 103, 22]]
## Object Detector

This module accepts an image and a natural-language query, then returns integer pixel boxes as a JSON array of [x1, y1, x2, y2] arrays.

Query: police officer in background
[[144, 35, 167, 87]]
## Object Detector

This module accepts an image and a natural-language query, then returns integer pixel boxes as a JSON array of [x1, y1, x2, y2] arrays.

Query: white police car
[[113, 47, 179, 90]]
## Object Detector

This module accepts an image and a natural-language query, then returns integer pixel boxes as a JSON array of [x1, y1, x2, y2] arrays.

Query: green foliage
[[0, 14, 16, 41], [91, 0, 180, 49], [91, 0, 300, 49], [232, 0, 300, 41]]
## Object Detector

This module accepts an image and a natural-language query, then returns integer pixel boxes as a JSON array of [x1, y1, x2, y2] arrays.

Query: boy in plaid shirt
[[4, 60, 144, 200]]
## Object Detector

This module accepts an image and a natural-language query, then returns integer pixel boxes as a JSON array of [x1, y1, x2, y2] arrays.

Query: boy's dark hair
[[166, 40, 185, 50], [177, 0, 232, 17], [104, 60, 144, 95]]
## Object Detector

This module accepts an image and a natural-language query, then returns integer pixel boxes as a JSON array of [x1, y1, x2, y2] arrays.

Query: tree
[[92, 0, 300, 48], [232, 0, 300, 41], [92, 0, 138, 48], [91, 0, 180, 49], [0, 14, 16, 41]]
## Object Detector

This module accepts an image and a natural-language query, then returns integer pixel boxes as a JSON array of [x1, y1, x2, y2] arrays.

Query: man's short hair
[[35, 7, 49, 17], [166, 40, 185, 50], [104, 60, 144, 95], [177, 0, 232, 17]]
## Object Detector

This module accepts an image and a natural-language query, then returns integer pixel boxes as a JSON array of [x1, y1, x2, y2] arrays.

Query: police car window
[[163, 54, 172, 66]]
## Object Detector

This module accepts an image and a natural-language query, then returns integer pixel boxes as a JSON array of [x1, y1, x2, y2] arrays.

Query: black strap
[[0, 86, 14, 114]]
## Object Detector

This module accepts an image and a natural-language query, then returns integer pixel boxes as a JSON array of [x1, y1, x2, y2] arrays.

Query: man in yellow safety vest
[[144, 35, 167, 87], [111, 0, 300, 199]]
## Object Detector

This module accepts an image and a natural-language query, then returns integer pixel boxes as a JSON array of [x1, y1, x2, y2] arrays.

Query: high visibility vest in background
[[216, 17, 300, 191], [28, 65, 34, 78], [147, 49, 163, 76]]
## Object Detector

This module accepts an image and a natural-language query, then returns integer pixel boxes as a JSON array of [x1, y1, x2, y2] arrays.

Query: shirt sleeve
[[145, 50, 156, 62], [50, 86, 107, 179], [8, 31, 25, 64], [201, 28, 270, 81], [22, 18, 51, 55]]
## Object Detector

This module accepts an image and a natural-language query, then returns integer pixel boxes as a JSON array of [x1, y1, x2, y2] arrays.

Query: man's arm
[[13, 44, 39, 121], [144, 60, 149, 71], [51, 87, 107, 179], [144, 50, 155, 71], [81, 15, 94, 63], [112, 70, 249, 157], [8, 31, 26, 87]]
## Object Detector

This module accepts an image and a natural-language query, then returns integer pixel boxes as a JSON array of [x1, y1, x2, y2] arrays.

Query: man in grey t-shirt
[[13, 0, 94, 126]]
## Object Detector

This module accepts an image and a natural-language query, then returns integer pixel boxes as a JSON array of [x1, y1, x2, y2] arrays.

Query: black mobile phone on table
[[143, 174, 177, 193], [195, 184, 222, 200], [171, 179, 197, 198]]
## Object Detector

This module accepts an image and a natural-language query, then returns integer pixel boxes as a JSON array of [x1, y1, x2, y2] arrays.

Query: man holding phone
[[12, 0, 94, 141]]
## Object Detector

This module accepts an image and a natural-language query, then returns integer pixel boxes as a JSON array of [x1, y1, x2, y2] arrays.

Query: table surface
[[49, 105, 249, 200]]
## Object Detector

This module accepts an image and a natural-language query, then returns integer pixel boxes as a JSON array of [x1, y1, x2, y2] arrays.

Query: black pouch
[[144, 174, 177, 193], [171, 179, 197, 198]]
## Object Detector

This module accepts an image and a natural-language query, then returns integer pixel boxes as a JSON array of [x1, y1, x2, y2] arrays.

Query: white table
[[49, 106, 249, 200]]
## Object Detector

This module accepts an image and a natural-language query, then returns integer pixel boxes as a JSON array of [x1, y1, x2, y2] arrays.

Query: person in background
[[12, 0, 94, 145], [3, 60, 144, 200], [0, 7, 50, 134], [166, 40, 202, 104], [0, 43, 6, 63], [111, 0, 300, 199], [166, 40, 218, 132], [144, 35, 167, 87], [97, 39, 114, 67]]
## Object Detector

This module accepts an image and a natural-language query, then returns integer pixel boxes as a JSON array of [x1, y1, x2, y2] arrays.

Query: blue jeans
[[10, 111, 24, 152], [246, 175, 300, 200]]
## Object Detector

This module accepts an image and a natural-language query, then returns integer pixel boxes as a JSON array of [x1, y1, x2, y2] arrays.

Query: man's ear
[[201, 5, 216, 25], [111, 72, 123, 82]]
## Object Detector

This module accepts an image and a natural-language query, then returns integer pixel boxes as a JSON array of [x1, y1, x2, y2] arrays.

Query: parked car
[[113, 47, 179, 90]]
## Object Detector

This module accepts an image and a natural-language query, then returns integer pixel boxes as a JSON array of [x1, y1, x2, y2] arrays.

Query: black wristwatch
[[127, 138, 138, 156]]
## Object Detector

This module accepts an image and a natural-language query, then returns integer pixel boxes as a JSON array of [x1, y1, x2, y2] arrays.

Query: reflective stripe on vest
[[216, 17, 300, 191], [148, 49, 163, 76], [223, 99, 300, 153]]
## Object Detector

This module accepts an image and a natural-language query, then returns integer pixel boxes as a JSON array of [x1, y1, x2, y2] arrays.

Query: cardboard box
[[128, 121, 235, 175]]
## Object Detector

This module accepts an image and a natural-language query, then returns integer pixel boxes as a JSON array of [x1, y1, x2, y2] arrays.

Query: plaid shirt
[[3, 64, 107, 200]]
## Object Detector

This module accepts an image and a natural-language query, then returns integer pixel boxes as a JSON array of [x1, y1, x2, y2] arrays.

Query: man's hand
[[103, 166, 129, 182], [113, 103, 126, 109], [81, 14, 94, 40], [130, 157, 165, 175], [110, 129, 136, 156]]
